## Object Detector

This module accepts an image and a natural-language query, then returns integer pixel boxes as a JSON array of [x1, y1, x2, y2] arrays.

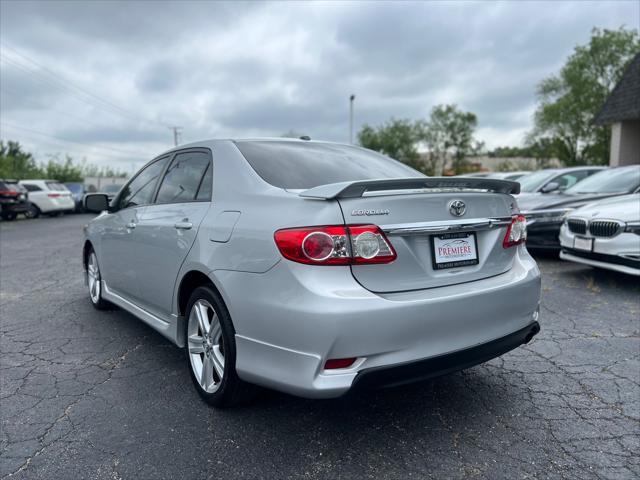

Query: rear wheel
[[86, 249, 114, 310], [185, 286, 257, 407], [24, 204, 40, 219]]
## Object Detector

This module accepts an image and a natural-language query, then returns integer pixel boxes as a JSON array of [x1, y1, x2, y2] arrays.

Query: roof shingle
[[594, 53, 640, 125]]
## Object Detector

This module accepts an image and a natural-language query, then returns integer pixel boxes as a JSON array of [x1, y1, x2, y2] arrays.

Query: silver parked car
[[82, 139, 541, 407], [559, 194, 640, 276]]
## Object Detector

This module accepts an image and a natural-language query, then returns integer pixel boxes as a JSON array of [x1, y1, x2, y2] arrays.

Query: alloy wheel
[[187, 299, 225, 393], [87, 252, 101, 304]]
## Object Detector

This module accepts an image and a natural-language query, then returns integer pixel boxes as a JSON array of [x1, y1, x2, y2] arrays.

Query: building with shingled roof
[[594, 52, 640, 166]]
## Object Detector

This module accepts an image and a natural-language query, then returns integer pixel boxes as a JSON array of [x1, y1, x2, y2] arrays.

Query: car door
[[133, 149, 213, 318], [99, 156, 169, 301]]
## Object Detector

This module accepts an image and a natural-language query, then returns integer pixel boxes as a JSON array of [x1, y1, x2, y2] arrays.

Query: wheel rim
[[87, 252, 101, 303], [187, 299, 225, 393]]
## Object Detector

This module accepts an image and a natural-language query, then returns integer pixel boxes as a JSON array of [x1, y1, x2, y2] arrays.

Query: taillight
[[47, 193, 61, 198], [274, 224, 397, 265], [0, 190, 19, 197], [503, 214, 527, 248]]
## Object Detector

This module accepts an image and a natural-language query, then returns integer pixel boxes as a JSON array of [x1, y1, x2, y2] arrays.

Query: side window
[[118, 157, 167, 209], [556, 171, 589, 190], [195, 163, 212, 201], [155, 151, 211, 204], [22, 184, 42, 192]]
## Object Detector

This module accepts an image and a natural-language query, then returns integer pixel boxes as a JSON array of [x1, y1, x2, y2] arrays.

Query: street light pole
[[349, 94, 355, 144]]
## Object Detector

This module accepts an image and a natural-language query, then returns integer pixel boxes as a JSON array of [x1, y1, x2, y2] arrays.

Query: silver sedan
[[82, 138, 541, 407]]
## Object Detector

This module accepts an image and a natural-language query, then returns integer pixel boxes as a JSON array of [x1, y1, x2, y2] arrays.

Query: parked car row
[[0, 179, 125, 220], [472, 166, 640, 276]]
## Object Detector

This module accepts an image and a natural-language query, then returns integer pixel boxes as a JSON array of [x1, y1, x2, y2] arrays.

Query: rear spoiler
[[299, 177, 520, 199]]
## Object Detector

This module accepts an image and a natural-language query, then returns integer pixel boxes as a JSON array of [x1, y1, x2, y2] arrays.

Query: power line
[[0, 121, 148, 158], [0, 42, 170, 129]]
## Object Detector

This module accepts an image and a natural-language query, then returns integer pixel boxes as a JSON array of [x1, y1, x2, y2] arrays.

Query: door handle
[[174, 221, 193, 230], [126, 221, 136, 229]]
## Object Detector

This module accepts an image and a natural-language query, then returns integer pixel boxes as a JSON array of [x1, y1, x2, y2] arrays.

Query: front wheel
[[185, 286, 257, 407]]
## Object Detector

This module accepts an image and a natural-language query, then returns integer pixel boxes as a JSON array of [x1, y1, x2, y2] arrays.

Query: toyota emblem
[[448, 200, 466, 217]]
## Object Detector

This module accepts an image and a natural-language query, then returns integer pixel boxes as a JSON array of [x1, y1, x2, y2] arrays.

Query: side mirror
[[540, 181, 560, 193], [84, 193, 110, 213]]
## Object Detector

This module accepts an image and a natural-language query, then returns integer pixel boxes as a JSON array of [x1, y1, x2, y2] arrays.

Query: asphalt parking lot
[[1, 214, 638, 480]]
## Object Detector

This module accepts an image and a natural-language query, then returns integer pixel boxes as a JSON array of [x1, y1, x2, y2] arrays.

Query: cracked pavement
[[1, 214, 639, 479]]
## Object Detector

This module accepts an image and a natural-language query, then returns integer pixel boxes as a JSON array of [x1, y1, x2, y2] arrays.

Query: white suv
[[20, 180, 75, 218]]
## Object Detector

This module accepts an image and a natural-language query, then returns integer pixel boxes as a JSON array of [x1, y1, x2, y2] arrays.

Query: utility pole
[[169, 126, 182, 146], [349, 94, 355, 144]]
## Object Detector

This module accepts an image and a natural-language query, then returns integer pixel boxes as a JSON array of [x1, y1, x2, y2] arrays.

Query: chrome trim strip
[[381, 216, 512, 236]]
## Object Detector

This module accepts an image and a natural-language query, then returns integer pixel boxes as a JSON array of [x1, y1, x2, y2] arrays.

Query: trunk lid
[[301, 178, 520, 293]]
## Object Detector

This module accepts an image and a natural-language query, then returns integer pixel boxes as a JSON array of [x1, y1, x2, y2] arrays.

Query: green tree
[[421, 104, 481, 175], [358, 118, 428, 173], [0, 140, 42, 178], [43, 154, 84, 182], [531, 27, 639, 166]]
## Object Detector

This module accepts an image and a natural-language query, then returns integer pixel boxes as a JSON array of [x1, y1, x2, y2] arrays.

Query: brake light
[[47, 193, 61, 198], [0, 190, 19, 197], [274, 224, 396, 265], [503, 214, 527, 248]]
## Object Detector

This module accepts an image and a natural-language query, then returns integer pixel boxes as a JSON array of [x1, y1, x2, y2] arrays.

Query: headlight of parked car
[[624, 221, 640, 235]]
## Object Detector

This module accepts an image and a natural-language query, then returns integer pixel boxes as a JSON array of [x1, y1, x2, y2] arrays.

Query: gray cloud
[[1, 0, 638, 168]]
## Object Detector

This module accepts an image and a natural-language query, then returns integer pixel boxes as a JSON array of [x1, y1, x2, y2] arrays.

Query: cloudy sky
[[1, 0, 638, 171]]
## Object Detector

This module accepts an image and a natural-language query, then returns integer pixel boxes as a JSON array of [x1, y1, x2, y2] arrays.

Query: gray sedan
[[82, 138, 541, 407]]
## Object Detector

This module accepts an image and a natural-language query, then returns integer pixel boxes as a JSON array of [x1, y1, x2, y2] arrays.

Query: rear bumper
[[1, 201, 30, 214], [351, 321, 540, 391], [215, 246, 541, 399]]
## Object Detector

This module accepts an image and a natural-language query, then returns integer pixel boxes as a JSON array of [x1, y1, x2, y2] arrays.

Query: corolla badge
[[351, 208, 390, 216], [448, 200, 466, 217]]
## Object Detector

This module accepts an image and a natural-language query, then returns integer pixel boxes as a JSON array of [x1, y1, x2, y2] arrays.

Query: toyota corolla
[[82, 139, 541, 407]]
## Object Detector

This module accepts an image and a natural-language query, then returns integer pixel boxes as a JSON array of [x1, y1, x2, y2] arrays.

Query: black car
[[517, 165, 640, 250], [0, 179, 30, 220]]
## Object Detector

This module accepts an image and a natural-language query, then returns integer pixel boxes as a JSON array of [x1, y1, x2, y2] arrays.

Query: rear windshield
[[235, 141, 423, 189], [565, 167, 640, 194], [46, 182, 68, 191]]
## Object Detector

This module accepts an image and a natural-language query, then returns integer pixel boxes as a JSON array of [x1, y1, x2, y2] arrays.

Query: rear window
[[45, 182, 67, 191], [235, 141, 423, 189]]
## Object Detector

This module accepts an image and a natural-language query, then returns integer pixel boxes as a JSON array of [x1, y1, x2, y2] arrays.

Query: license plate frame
[[573, 236, 593, 252], [431, 232, 479, 270]]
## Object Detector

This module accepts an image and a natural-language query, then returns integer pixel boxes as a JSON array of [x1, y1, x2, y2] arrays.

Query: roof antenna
[[299, 135, 311, 141]]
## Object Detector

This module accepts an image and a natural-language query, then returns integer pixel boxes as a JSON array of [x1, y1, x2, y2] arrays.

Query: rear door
[[338, 189, 518, 293], [134, 149, 213, 318]]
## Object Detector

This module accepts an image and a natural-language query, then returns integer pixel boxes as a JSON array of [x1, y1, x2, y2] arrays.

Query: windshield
[[565, 167, 640, 194], [518, 170, 556, 192], [236, 141, 423, 189]]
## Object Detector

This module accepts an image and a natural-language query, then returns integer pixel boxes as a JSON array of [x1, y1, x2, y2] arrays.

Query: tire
[[24, 204, 40, 219], [86, 249, 115, 310], [1, 212, 17, 221], [185, 286, 257, 407]]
